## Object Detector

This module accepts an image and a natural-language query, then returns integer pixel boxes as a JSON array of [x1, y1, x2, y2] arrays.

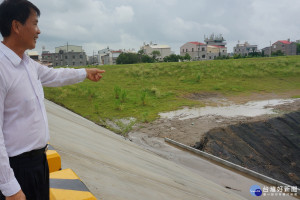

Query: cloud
[[113, 6, 134, 23], [13, 0, 300, 55]]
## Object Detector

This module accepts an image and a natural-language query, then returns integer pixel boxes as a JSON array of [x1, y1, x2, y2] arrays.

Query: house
[[261, 47, 271, 57], [27, 51, 39, 61], [233, 42, 258, 56], [140, 42, 172, 61], [206, 45, 227, 60], [96, 47, 123, 65], [180, 34, 228, 60], [271, 40, 297, 56], [180, 42, 206, 60], [101, 50, 122, 65], [42, 45, 87, 67]]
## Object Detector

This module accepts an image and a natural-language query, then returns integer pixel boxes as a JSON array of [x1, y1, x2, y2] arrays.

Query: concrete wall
[[272, 42, 297, 55], [55, 45, 83, 53], [141, 45, 172, 61], [42, 52, 87, 67], [180, 42, 206, 60]]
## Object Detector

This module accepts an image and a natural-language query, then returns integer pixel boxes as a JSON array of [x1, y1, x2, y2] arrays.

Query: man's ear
[[11, 20, 22, 35]]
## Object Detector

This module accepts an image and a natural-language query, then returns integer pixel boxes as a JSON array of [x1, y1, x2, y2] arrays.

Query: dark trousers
[[0, 153, 49, 200]]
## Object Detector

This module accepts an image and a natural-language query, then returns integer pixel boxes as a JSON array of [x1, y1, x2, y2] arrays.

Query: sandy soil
[[131, 91, 300, 147]]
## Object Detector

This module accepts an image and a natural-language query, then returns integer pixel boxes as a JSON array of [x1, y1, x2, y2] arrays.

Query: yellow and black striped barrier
[[46, 144, 62, 173], [50, 168, 97, 200]]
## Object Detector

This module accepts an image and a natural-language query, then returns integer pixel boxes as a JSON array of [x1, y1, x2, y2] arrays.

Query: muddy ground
[[129, 91, 300, 187], [132, 92, 300, 146]]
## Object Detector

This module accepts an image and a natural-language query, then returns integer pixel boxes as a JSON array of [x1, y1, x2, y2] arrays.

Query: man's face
[[18, 9, 41, 50]]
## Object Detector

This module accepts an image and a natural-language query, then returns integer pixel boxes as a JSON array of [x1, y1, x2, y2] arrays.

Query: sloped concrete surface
[[45, 100, 245, 200]]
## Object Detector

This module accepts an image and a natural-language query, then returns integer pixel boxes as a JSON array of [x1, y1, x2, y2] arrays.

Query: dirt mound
[[194, 111, 300, 187]]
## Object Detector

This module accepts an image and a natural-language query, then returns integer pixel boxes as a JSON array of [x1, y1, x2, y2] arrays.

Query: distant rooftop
[[277, 40, 292, 45], [189, 42, 205, 45]]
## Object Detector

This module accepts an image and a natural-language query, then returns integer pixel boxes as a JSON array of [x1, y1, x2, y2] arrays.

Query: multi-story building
[[180, 34, 227, 60], [271, 40, 297, 55], [27, 51, 39, 61], [206, 45, 227, 60], [262, 40, 297, 56], [180, 42, 206, 60], [140, 42, 172, 61], [101, 50, 122, 65], [42, 45, 87, 67], [233, 42, 258, 56], [261, 47, 271, 57], [94, 47, 123, 65]]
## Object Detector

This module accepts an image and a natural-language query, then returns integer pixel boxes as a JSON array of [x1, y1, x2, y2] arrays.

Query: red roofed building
[[271, 40, 297, 56], [180, 34, 228, 60], [180, 42, 207, 60]]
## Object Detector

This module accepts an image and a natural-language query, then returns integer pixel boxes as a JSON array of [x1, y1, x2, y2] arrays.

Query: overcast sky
[[10, 0, 300, 55]]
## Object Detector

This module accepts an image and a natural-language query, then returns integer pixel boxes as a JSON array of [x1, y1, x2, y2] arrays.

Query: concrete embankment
[[194, 111, 300, 188], [45, 100, 245, 200]]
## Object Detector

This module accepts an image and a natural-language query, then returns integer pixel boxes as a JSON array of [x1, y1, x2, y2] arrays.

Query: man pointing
[[0, 0, 105, 199]]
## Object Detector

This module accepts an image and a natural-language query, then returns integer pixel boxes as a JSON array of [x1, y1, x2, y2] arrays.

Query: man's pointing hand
[[85, 68, 105, 82]]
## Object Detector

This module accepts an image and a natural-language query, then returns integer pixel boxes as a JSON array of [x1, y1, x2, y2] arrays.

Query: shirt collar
[[0, 42, 28, 67]]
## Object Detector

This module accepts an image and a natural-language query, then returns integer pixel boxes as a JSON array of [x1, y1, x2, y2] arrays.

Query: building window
[[202, 55, 205, 58], [80, 55, 83, 59], [223, 50, 225, 52], [73, 55, 75, 59], [202, 48, 205, 51], [186, 49, 188, 52], [73, 62, 75, 65], [65, 56, 68, 59], [209, 56, 212, 59], [198, 48, 200, 51], [192, 48, 194, 52]]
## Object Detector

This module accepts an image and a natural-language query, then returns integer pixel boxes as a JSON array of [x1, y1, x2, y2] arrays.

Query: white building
[[180, 34, 228, 60], [97, 47, 122, 65], [140, 42, 172, 61], [55, 44, 83, 53], [180, 42, 206, 60], [233, 42, 258, 56]]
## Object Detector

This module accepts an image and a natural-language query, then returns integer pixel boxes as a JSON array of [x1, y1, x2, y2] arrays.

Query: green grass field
[[44, 56, 300, 133]]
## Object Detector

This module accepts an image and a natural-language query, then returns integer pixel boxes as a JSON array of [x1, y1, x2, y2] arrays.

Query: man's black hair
[[0, 0, 40, 37]]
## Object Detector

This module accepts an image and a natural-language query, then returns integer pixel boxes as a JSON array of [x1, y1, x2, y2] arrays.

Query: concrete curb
[[164, 138, 300, 195]]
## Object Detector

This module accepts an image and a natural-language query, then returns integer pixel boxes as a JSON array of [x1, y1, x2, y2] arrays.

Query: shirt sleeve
[[35, 62, 87, 87], [0, 73, 21, 197]]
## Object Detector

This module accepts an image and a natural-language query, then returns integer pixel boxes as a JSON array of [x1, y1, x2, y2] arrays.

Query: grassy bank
[[44, 56, 300, 133]]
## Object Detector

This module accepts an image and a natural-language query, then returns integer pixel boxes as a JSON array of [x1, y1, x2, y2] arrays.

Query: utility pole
[[269, 41, 272, 57]]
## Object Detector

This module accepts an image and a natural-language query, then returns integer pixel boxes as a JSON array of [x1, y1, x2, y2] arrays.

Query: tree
[[297, 43, 300, 55], [116, 53, 140, 64], [183, 53, 191, 61], [138, 49, 145, 55], [163, 54, 181, 62], [151, 50, 161, 60], [271, 50, 284, 57], [141, 54, 154, 63]]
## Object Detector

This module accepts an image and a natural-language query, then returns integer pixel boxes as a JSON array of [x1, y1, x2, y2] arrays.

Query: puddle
[[159, 99, 297, 120]]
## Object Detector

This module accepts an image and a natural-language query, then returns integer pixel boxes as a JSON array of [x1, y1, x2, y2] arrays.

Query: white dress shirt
[[0, 42, 86, 196]]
